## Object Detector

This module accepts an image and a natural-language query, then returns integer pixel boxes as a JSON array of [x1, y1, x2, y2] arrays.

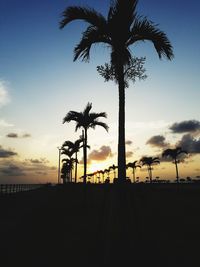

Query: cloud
[[0, 146, 17, 158], [126, 151, 133, 158], [176, 134, 200, 154], [6, 132, 31, 138], [170, 120, 200, 134], [0, 119, 13, 128], [0, 80, 10, 107], [125, 140, 133, 145], [87, 145, 113, 163], [1, 164, 25, 176], [7, 133, 18, 138], [27, 158, 49, 164], [146, 135, 169, 148]]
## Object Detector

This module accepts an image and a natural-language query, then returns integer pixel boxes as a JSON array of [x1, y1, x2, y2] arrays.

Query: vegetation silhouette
[[63, 102, 108, 184], [60, 0, 174, 183], [162, 147, 188, 183], [126, 160, 141, 183], [140, 156, 160, 183], [62, 137, 84, 183]]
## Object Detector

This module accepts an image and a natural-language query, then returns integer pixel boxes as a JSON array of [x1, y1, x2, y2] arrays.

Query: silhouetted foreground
[[1, 183, 200, 267]]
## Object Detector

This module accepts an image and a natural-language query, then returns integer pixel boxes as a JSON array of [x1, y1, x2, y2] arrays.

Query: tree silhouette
[[63, 103, 108, 184], [60, 0, 174, 182], [126, 160, 141, 183], [140, 156, 160, 183], [61, 158, 75, 183], [109, 164, 118, 181], [162, 147, 188, 183], [61, 148, 75, 182], [62, 137, 84, 183]]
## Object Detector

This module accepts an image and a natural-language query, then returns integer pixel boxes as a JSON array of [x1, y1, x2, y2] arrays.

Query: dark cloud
[[146, 135, 169, 148], [88, 146, 113, 162], [126, 151, 133, 158], [125, 140, 132, 145], [6, 133, 18, 138], [1, 164, 25, 176], [6, 132, 31, 138], [25, 158, 49, 164], [170, 120, 200, 134], [176, 134, 200, 154], [0, 146, 17, 158]]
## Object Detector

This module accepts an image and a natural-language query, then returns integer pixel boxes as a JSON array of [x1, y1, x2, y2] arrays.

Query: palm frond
[[91, 121, 109, 132], [60, 6, 106, 29], [63, 111, 81, 124], [129, 17, 174, 60], [74, 26, 110, 61]]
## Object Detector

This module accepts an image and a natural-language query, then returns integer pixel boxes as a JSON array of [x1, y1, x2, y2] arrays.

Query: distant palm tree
[[61, 148, 75, 182], [60, 0, 174, 182], [61, 158, 75, 183], [62, 137, 84, 183], [100, 170, 105, 183], [109, 164, 118, 180], [162, 147, 188, 183], [126, 160, 141, 183], [63, 103, 108, 184], [140, 156, 160, 183]]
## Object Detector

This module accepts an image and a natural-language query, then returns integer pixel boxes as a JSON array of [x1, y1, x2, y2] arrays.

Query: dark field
[[1, 183, 200, 267]]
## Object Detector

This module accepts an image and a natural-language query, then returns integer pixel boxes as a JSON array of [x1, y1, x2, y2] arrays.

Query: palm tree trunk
[[149, 167, 152, 183], [117, 64, 126, 182], [83, 128, 87, 184], [132, 168, 136, 183], [175, 159, 179, 183], [75, 152, 78, 183]]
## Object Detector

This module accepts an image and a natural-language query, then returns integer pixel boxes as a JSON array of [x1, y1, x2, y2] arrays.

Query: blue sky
[[0, 0, 200, 183]]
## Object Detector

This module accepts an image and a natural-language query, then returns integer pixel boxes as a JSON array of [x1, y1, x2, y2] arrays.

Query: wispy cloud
[[0, 119, 13, 128], [0, 79, 10, 107]]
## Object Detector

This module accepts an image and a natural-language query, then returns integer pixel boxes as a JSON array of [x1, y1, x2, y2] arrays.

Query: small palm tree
[[62, 137, 84, 183], [162, 147, 188, 183], [61, 158, 75, 183], [140, 156, 160, 183], [126, 160, 141, 183], [61, 148, 75, 182], [109, 164, 118, 180], [60, 0, 174, 183], [63, 103, 108, 184]]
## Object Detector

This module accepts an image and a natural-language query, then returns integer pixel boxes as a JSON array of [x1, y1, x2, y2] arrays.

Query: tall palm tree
[[126, 160, 141, 183], [63, 103, 108, 184], [62, 137, 84, 183], [60, 0, 174, 182], [162, 147, 188, 183], [140, 156, 160, 183]]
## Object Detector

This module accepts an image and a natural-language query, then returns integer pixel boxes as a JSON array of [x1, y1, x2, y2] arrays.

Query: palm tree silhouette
[[62, 137, 84, 183], [109, 164, 118, 181], [162, 147, 188, 183], [60, 0, 174, 182], [61, 158, 75, 183], [140, 156, 160, 183], [63, 103, 108, 184], [61, 148, 75, 182], [126, 160, 141, 183]]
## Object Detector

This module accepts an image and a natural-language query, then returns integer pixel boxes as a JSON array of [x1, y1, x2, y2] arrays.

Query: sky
[[0, 0, 200, 184]]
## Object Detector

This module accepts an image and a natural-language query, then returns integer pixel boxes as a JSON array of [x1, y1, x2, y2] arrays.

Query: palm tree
[[60, 0, 174, 182], [162, 147, 188, 183], [140, 156, 160, 183], [61, 158, 75, 183], [62, 137, 84, 183], [63, 103, 108, 184], [126, 160, 141, 183], [109, 164, 118, 180], [61, 148, 75, 182]]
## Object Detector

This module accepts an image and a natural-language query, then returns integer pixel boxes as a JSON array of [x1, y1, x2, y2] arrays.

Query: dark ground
[[1, 183, 200, 267]]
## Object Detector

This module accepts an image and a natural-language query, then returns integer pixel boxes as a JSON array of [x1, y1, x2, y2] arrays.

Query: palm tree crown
[[140, 156, 160, 183], [60, 0, 174, 182], [162, 147, 188, 182], [63, 103, 108, 184]]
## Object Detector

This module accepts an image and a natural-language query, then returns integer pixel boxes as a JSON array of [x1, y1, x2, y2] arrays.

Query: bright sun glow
[[88, 162, 108, 174]]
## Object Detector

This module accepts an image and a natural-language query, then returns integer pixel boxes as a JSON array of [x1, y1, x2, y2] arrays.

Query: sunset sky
[[0, 0, 200, 183]]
